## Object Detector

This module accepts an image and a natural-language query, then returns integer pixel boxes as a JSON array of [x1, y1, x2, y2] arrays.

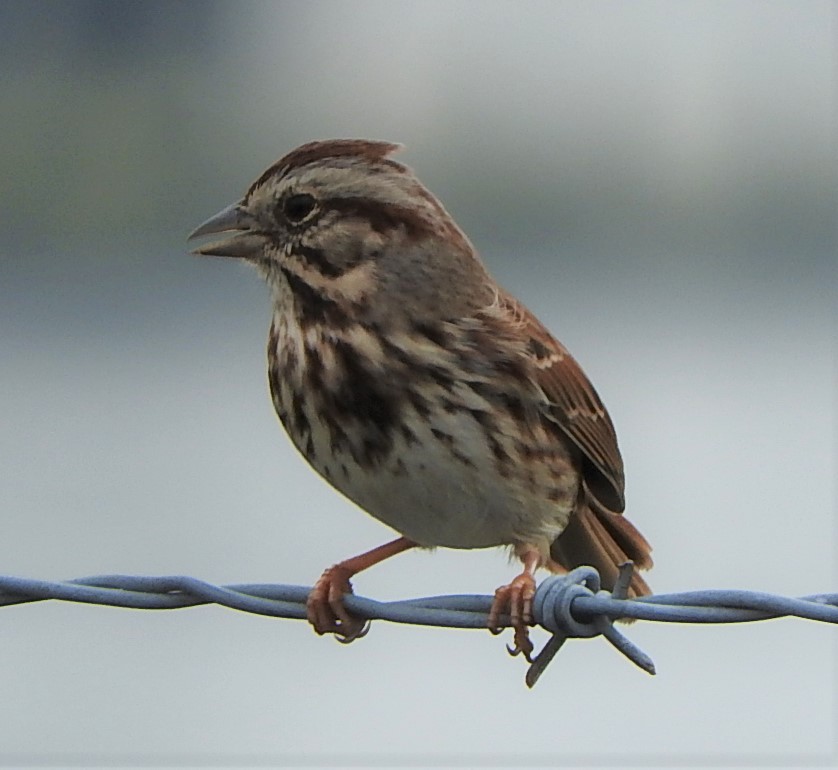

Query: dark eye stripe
[[325, 196, 429, 237]]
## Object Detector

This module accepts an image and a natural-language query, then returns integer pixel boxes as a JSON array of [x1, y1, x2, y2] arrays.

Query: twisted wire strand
[[1, 566, 836, 687]]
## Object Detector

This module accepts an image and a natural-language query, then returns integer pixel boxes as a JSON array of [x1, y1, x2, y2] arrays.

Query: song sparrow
[[189, 139, 652, 658]]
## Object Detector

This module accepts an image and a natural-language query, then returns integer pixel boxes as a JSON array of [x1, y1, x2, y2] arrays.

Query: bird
[[188, 139, 652, 659]]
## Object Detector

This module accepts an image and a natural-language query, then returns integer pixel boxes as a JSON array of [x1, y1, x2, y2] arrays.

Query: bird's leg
[[307, 536, 416, 641], [487, 546, 542, 662]]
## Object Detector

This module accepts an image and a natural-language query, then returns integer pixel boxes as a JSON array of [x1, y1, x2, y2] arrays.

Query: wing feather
[[496, 292, 626, 512]]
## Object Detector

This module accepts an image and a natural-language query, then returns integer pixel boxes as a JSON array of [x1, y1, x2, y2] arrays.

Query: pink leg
[[307, 537, 416, 641]]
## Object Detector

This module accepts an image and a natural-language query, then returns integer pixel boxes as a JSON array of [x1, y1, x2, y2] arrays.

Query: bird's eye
[[282, 193, 317, 223]]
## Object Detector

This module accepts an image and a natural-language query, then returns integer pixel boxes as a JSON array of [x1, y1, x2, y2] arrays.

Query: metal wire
[[1, 564, 836, 688]]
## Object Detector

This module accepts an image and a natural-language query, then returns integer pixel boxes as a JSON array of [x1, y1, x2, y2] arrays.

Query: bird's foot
[[487, 572, 537, 663], [306, 565, 369, 643]]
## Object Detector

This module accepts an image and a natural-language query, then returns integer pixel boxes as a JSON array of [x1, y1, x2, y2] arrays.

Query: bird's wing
[[496, 291, 626, 512]]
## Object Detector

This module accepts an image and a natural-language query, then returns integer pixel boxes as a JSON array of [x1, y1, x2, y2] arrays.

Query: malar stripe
[[295, 244, 346, 278], [279, 267, 350, 327]]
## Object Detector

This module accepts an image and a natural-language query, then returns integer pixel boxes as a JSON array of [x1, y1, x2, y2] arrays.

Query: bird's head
[[188, 139, 491, 324]]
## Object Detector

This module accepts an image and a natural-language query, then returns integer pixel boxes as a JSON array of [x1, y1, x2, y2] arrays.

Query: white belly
[[297, 393, 579, 550]]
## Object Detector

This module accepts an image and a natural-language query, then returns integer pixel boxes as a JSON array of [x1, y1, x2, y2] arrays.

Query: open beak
[[187, 202, 266, 259]]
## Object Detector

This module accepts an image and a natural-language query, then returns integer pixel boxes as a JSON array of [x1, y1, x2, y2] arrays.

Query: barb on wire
[[1, 565, 836, 688]]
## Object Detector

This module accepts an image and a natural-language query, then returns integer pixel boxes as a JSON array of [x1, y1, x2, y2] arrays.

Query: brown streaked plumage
[[188, 139, 652, 660]]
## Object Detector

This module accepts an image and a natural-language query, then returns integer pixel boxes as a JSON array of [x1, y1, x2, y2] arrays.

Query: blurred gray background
[[0, 1, 834, 767]]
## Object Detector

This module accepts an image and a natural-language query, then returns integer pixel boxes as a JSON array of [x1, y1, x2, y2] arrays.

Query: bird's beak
[[187, 202, 266, 259]]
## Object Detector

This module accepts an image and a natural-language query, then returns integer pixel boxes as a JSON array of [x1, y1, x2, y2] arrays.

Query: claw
[[336, 620, 371, 644], [506, 627, 535, 662], [307, 565, 368, 641], [488, 568, 538, 663], [506, 643, 535, 663]]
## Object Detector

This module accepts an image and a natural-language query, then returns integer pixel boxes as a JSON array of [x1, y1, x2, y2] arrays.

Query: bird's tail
[[550, 495, 653, 598]]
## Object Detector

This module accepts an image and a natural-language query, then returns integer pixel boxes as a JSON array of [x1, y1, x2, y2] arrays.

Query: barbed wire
[[1, 563, 836, 687]]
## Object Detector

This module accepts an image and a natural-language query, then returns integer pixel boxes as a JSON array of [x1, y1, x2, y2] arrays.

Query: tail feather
[[551, 497, 653, 598]]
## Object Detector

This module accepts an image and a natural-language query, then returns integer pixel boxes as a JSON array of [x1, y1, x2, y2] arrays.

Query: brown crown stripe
[[251, 140, 404, 192], [280, 139, 402, 172]]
